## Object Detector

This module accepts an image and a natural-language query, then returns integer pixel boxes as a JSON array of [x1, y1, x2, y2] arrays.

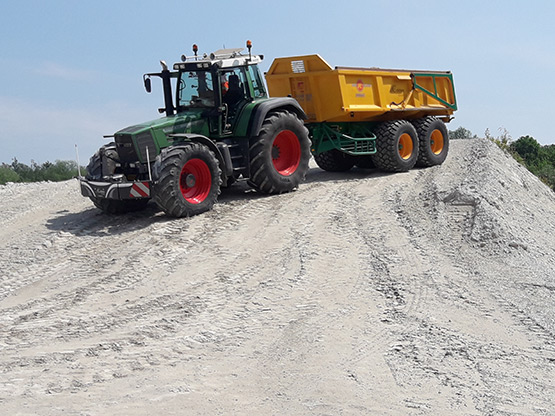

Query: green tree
[[0, 164, 21, 184], [511, 136, 541, 162], [449, 126, 477, 140], [42, 160, 80, 181], [510, 136, 555, 191], [1, 159, 82, 185]]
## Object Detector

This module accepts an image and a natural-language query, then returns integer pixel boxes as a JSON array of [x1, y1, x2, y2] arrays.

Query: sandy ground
[[0, 138, 554, 415]]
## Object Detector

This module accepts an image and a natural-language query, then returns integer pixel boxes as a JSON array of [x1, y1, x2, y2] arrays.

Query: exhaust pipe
[[160, 60, 175, 117]]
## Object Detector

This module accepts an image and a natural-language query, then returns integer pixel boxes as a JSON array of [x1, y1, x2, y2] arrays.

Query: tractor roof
[[173, 47, 263, 71]]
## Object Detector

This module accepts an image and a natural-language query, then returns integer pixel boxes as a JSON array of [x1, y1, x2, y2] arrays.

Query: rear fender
[[247, 97, 307, 138]]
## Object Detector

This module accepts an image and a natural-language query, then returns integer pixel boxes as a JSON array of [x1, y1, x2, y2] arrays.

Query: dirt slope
[[1, 139, 554, 415]]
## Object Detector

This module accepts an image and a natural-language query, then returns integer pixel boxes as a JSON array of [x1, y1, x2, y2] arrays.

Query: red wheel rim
[[272, 130, 301, 176], [179, 158, 212, 204]]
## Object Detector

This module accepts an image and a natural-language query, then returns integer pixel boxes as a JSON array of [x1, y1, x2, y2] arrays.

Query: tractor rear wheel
[[412, 117, 449, 167], [314, 149, 356, 172], [248, 110, 310, 194], [371, 120, 419, 172], [153, 143, 221, 217]]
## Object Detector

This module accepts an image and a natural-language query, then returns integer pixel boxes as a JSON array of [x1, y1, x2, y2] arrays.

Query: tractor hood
[[113, 110, 210, 163]]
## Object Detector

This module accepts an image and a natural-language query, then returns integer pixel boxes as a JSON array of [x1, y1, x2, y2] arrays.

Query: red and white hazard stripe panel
[[130, 182, 150, 198]]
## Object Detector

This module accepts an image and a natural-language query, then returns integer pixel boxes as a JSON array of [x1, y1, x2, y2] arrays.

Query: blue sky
[[1, 0, 554, 164]]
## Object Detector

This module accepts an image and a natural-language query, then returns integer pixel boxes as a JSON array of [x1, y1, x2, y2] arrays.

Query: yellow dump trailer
[[265, 54, 457, 172]]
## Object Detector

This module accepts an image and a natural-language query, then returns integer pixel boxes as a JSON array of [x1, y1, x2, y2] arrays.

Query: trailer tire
[[248, 110, 310, 194], [314, 149, 356, 172], [153, 143, 221, 217], [412, 117, 449, 167], [354, 155, 375, 169], [372, 120, 419, 172]]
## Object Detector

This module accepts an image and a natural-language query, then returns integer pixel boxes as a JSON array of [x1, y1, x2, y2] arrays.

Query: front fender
[[164, 134, 233, 180]]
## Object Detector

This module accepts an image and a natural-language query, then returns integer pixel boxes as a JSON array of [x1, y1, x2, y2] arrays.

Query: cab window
[[247, 65, 266, 99], [221, 68, 248, 110], [178, 70, 214, 108]]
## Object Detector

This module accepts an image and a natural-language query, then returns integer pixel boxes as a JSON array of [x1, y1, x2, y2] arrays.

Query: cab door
[[219, 67, 249, 134]]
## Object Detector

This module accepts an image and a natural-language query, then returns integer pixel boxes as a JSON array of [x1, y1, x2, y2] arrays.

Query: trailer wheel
[[153, 143, 221, 217], [248, 110, 310, 194], [412, 117, 449, 167], [372, 120, 419, 172], [354, 155, 375, 169], [314, 149, 356, 172]]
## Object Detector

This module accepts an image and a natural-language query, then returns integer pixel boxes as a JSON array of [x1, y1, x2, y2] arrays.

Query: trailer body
[[265, 54, 456, 173], [265, 54, 457, 124]]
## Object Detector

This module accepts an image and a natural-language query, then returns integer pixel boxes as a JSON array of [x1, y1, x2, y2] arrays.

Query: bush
[[485, 127, 512, 152], [0, 159, 83, 185], [0, 164, 21, 184], [510, 136, 555, 191], [449, 126, 478, 140]]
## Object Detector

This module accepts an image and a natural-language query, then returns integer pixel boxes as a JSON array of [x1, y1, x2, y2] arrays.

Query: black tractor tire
[[85, 143, 119, 180], [153, 143, 221, 217], [371, 120, 419, 172], [411, 117, 449, 167], [354, 155, 375, 169], [248, 110, 311, 194], [86, 153, 102, 180], [314, 149, 356, 172]]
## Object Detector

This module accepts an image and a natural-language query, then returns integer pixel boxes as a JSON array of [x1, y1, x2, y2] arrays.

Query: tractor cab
[[81, 41, 310, 218], [144, 42, 267, 137]]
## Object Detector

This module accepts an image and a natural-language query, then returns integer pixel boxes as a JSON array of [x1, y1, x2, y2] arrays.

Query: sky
[[1, 0, 555, 164]]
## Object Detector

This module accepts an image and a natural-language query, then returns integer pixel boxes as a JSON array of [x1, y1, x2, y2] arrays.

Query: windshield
[[178, 70, 215, 108]]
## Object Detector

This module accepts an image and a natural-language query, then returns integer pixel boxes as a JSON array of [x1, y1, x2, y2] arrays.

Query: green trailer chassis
[[309, 122, 377, 156]]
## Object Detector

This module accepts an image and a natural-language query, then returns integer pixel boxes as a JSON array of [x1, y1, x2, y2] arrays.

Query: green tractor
[[80, 41, 311, 217]]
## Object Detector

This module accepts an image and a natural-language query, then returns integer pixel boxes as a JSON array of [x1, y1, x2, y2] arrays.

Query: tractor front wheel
[[90, 198, 149, 214], [85, 143, 119, 180], [85, 144, 149, 214], [153, 144, 221, 217], [248, 110, 311, 194]]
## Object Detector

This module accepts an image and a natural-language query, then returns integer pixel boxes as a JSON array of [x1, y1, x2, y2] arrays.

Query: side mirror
[[144, 76, 152, 93]]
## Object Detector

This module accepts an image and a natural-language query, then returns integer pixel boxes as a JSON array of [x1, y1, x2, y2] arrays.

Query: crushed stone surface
[[0, 138, 554, 415]]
